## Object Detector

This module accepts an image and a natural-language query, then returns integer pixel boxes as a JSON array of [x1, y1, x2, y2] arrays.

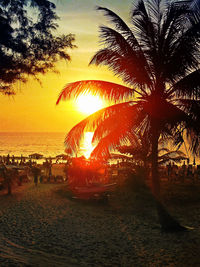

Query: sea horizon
[[0, 132, 91, 159], [0, 131, 67, 134], [0, 132, 67, 158]]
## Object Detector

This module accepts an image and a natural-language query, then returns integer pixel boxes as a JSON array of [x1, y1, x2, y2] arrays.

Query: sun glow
[[75, 93, 104, 115], [81, 132, 95, 159]]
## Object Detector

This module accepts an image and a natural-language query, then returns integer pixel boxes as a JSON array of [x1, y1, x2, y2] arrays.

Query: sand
[[0, 182, 200, 266]]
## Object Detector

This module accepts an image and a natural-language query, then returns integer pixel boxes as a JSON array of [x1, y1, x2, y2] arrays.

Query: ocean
[[0, 132, 67, 158], [0, 132, 196, 165]]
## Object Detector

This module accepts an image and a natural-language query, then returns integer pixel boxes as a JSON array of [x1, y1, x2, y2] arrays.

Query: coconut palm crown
[[57, 0, 200, 200]]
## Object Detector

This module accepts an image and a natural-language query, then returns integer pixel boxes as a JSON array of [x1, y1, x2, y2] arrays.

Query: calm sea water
[[0, 132, 67, 157]]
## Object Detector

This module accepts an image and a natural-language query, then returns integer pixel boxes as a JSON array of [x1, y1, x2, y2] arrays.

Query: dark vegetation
[[0, 0, 75, 95]]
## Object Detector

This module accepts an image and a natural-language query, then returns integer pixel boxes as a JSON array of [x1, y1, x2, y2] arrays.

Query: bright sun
[[75, 93, 104, 115]]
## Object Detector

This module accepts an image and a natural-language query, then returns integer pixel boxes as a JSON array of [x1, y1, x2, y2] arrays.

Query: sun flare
[[81, 132, 95, 159], [75, 93, 104, 115]]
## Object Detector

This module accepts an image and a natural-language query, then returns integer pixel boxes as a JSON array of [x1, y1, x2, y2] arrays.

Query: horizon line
[[0, 131, 66, 133]]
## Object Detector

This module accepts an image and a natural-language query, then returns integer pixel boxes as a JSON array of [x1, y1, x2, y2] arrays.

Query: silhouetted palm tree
[[117, 141, 187, 168], [57, 0, 200, 231], [114, 135, 186, 183]]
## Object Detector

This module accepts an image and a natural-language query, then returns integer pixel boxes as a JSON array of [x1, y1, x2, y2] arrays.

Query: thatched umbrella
[[29, 153, 43, 159]]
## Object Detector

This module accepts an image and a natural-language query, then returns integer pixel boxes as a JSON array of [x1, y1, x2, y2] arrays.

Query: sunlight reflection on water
[[80, 132, 96, 159]]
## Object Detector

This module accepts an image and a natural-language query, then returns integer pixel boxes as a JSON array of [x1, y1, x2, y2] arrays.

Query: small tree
[[0, 165, 19, 195], [0, 0, 76, 94]]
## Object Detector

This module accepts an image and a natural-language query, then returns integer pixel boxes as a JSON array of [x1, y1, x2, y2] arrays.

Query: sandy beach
[[0, 181, 199, 266]]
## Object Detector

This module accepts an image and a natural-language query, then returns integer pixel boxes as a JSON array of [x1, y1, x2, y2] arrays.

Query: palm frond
[[90, 26, 152, 87], [158, 135, 174, 147], [91, 103, 145, 159], [64, 101, 136, 155], [90, 47, 151, 88], [96, 6, 153, 82], [171, 129, 185, 149], [158, 149, 187, 164], [96, 6, 140, 49], [56, 80, 136, 105], [159, 150, 186, 158], [92, 103, 139, 143], [184, 0, 200, 23], [159, 2, 191, 78], [178, 99, 200, 120], [158, 147, 170, 154], [131, 0, 157, 69], [164, 18, 200, 81], [117, 145, 141, 155], [147, 0, 163, 21], [186, 130, 200, 156], [117, 143, 150, 163], [159, 155, 187, 165], [176, 98, 200, 155], [91, 125, 138, 159], [176, 98, 200, 154], [168, 69, 200, 98]]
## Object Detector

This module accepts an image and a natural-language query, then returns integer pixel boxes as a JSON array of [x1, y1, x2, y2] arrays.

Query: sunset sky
[[0, 0, 133, 133]]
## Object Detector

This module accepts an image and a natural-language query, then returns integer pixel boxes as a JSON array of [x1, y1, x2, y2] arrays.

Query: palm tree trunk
[[151, 125, 187, 232], [151, 130, 160, 197]]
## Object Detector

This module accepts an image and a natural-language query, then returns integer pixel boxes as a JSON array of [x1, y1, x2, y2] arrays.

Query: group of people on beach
[[1, 150, 200, 197], [166, 161, 200, 182], [0, 154, 36, 167], [0, 154, 54, 194], [32, 159, 53, 186]]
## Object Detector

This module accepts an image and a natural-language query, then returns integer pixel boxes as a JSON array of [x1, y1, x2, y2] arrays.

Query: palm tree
[[117, 137, 187, 168], [57, 0, 200, 231], [113, 135, 186, 186], [158, 148, 187, 166]]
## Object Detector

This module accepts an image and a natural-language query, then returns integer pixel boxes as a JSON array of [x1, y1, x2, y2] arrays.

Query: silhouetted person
[[11, 155, 15, 165], [48, 159, 52, 182], [28, 159, 32, 167], [167, 162, 172, 178], [39, 175, 43, 183], [31, 166, 41, 187], [19, 155, 25, 166], [6, 154, 10, 165]]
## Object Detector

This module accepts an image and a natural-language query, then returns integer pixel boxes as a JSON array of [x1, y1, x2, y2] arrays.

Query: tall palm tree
[[57, 0, 200, 231]]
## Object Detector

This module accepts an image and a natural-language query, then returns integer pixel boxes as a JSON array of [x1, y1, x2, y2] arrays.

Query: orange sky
[[0, 0, 133, 133]]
